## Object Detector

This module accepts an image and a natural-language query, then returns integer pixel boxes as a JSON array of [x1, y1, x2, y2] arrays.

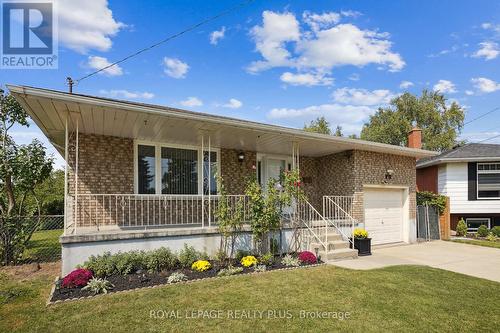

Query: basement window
[[465, 218, 491, 232]]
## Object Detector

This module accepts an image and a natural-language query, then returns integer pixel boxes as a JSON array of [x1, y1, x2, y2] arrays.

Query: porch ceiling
[[8, 85, 437, 159]]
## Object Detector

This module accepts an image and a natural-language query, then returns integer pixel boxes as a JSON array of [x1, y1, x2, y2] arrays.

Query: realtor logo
[[1, 0, 58, 69]]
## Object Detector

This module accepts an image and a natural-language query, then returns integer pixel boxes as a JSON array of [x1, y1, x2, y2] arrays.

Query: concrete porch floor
[[330, 240, 500, 282]]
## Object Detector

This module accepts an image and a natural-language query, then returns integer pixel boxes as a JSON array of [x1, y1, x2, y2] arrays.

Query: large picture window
[[161, 147, 198, 194], [477, 163, 500, 199], [136, 142, 218, 195]]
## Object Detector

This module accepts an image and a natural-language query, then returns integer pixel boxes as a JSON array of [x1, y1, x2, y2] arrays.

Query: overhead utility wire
[[71, 0, 256, 86]]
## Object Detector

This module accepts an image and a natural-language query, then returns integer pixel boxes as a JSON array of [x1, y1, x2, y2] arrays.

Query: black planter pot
[[350, 238, 372, 256]]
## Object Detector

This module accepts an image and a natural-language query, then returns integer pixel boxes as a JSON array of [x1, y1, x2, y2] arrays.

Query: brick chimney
[[408, 127, 422, 149]]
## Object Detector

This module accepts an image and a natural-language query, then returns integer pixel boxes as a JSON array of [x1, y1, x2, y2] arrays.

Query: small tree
[[215, 175, 244, 261], [0, 89, 53, 265], [304, 117, 331, 135], [245, 169, 306, 255], [456, 218, 467, 237]]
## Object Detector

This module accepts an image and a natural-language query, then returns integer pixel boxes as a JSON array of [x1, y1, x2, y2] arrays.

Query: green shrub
[[417, 191, 447, 215], [178, 244, 206, 268], [281, 254, 300, 267], [485, 233, 498, 242], [114, 251, 146, 275], [235, 249, 251, 261], [491, 226, 500, 237], [145, 247, 178, 272], [259, 253, 274, 266], [84, 252, 115, 278], [477, 225, 489, 237], [456, 218, 467, 237]]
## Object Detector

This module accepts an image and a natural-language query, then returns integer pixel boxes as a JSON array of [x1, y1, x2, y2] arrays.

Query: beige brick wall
[[68, 133, 134, 195], [220, 148, 257, 195]]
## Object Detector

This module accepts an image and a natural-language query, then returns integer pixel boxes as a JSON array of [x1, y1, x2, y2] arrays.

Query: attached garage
[[364, 187, 406, 245]]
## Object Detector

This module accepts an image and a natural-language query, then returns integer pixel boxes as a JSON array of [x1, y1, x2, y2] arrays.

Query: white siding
[[439, 162, 500, 214]]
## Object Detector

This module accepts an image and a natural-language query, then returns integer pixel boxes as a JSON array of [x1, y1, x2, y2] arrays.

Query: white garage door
[[364, 188, 404, 245]]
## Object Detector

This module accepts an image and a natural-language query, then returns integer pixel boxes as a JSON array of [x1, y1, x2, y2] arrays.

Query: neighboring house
[[417, 143, 500, 232], [8, 85, 435, 274]]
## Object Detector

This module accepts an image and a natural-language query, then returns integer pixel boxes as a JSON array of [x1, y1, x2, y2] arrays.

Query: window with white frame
[[136, 143, 218, 195], [465, 218, 491, 232], [477, 163, 500, 199]]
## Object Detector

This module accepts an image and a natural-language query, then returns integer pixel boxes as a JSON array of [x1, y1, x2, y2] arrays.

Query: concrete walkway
[[330, 241, 500, 282]]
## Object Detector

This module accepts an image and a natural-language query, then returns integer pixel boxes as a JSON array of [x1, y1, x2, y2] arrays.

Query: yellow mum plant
[[240, 255, 258, 267], [353, 228, 369, 240], [191, 260, 211, 272]]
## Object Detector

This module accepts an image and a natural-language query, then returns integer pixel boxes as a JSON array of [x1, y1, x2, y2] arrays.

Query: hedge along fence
[[1, 215, 64, 266]]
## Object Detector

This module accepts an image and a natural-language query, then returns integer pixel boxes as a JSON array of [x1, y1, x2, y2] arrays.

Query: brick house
[[9, 85, 436, 274]]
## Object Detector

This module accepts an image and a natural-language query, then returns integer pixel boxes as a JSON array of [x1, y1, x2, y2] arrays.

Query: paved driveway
[[330, 240, 500, 282]]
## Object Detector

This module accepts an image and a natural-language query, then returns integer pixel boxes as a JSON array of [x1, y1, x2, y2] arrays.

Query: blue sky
[[2, 0, 500, 168]]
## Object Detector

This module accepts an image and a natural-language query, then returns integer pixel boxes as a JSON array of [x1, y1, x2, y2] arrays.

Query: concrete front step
[[310, 240, 349, 251], [319, 248, 358, 261]]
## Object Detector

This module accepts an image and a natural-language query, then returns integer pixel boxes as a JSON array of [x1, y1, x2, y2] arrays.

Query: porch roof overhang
[[8, 85, 437, 159]]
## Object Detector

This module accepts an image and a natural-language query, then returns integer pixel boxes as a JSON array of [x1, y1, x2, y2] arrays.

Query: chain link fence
[[0, 215, 63, 266], [416, 206, 440, 241]]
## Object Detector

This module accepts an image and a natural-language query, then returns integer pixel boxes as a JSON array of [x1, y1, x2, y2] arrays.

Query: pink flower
[[61, 269, 93, 288], [298, 251, 317, 264]]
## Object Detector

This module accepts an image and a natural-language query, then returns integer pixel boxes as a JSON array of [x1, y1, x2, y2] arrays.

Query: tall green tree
[[0, 89, 53, 265], [304, 116, 331, 135], [360, 90, 465, 151], [333, 125, 343, 137]]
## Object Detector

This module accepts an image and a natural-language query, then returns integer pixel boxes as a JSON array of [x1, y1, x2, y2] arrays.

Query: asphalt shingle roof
[[417, 143, 500, 167]]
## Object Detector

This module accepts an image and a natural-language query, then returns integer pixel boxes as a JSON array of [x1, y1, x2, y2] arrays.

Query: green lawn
[[22, 229, 62, 263], [1, 265, 499, 332], [451, 238, 500, 249]]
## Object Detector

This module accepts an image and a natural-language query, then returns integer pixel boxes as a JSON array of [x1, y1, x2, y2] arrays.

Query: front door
[[265, 158, 286, 187]]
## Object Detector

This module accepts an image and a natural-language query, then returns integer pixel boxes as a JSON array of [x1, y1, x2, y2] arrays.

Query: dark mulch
[[50, 257, 322, 302]]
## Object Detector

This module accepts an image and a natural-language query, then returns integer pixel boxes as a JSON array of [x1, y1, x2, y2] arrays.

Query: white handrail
[[323, 196, 358, 246]]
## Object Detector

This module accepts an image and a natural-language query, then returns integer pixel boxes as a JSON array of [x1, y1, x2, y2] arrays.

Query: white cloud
[[87, 56, 123, 76], [465, 90, 474, 96], [280, 71, 333, 86], [481, 22, 500, 33], [399, 81, 414, 89], [302, 11, 341, 31], [332, 87, 395, 106], [471, 77, 500, 93], [248, 11, 404, 77], [99, 89, 154, 99], [210, 26, 226, 45], [222, 98, 243, 109], [58, 0, 125, 53], [433, 80, 457, 94], [472, 42, 499, 60], [348, 73, 360, 81], [268, 103, 374, 134], [247, 11, 300, 73], [180, 97, 203, 107], [163, 57, 189, 79]]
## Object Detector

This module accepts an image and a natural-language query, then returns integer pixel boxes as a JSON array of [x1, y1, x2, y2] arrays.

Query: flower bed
[[50, 249, 322, 303]]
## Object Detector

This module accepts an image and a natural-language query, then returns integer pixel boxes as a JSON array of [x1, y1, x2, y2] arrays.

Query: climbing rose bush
[[298, 251, 317, 264], [240, 255, 258, 267], [61, 269, 93, 288], [191, 260, 211, 272]]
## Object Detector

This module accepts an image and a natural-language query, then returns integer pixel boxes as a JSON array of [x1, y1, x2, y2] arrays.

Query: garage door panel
[[364, 188, 404, 245]]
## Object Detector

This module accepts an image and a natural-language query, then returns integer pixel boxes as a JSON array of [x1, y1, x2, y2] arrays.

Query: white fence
[[66, 194, 249, 234]]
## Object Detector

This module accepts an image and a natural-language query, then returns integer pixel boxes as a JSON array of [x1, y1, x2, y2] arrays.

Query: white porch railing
[[322, 195, 360, 245], [65, 194, 249, 234]]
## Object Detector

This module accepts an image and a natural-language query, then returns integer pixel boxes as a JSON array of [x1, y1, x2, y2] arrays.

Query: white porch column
[[74, 116, 79, 234], [201, 135, 204, 227], [63, 114, 69, 235]]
